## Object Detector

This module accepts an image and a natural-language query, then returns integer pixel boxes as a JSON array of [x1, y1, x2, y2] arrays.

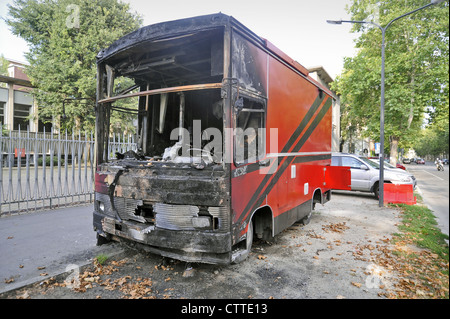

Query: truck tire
[[232, 220, 254, 264], [96, 233, 111, 246], [301, 211, 312, 225]]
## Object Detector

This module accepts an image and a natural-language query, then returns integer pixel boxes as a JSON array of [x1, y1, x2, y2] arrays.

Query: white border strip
[[423, 170, 444, 181], [267, 151, 331, 158]]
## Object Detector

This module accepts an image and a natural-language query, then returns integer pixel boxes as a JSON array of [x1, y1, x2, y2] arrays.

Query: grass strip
[[387, 201, 449, 298]]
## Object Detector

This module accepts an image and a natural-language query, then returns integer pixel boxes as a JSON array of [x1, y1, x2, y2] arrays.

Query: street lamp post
[[327, 0, 445, 207]]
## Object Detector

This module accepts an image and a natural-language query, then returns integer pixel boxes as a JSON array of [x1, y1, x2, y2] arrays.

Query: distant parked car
[[368, 156, 406, 170], [442, 159, 449, 165], [402, 158, 411, 164], [415, 158, 425, 164]]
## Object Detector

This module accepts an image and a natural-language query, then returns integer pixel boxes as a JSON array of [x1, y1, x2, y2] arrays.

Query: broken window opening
[[103, 85, 225, 166], [97, 28, 227, 167], [108, 75, 140, 136], [151, 89, 224, 165]]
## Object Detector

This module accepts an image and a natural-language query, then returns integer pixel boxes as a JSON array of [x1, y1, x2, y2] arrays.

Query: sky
[[0, 0, 359, 79]]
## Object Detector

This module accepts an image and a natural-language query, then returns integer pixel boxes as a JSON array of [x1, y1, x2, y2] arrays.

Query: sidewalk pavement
[[0, 205, 123, 295]]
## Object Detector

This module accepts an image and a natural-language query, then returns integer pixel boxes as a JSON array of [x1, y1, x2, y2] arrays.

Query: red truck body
[[93, 13, 350, 264]]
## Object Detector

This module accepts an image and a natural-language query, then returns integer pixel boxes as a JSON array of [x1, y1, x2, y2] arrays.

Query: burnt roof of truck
[[97, 12, 334, 97], [97, 13, 259, 63]]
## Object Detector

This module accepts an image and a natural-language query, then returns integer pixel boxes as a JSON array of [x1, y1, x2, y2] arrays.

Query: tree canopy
[[332, 0, 449, 162], [0, 54, 9, 76], [414, 122, 449, 158], [6, 0, 142, 133]]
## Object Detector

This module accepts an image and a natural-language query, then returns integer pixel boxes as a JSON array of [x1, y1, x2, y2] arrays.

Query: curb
[[414, 186, 449, 245]]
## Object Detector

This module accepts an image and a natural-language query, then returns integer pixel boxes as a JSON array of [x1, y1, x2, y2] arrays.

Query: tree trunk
[[407, 74, 415, 129], [389, 136, 399, 166]]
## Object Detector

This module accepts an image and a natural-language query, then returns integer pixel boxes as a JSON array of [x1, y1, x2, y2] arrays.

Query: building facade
[[308, 66, 340, 152], [0, 58, 52, 133]]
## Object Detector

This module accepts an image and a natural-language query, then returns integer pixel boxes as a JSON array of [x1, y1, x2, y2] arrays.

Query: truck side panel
[[230, 32, 334, 243]]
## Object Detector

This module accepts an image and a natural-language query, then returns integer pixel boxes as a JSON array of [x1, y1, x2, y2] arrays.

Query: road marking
[[423, 170, 444, 181]]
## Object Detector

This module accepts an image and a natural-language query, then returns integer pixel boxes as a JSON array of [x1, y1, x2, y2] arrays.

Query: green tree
[[6, 0, 142, 133], [332, 0, 449, 164], [0, 54, 10, 90], [414, 123, 449, 158], [1, 55, 9, 133], [0, 54, 9, 76], [415, 104, 449, 158]]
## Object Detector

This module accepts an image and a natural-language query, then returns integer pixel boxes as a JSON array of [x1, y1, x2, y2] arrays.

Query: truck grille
[[154, 203, 229, 231], [95, 193, 229, 231]]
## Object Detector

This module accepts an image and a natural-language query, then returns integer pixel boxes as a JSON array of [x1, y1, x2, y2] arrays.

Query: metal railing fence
[[0, 128, 136, 215]]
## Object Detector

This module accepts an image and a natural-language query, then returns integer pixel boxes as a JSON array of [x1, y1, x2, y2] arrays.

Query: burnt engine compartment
[[95, 160, 229, 232], [93, 159, 232, 264]]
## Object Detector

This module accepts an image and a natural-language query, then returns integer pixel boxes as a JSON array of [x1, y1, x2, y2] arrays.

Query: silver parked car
[[369, 158, 417, 187], [331, 153, 417, 199]]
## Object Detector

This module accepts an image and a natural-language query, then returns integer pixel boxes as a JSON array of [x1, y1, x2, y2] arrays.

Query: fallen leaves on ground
[[307, 230, 326, 240], [40, 257, 153, 298], [112, 276, 154, 299], [322, 222, 349, 233], [351, 282, 362, 288], [17, 291, 29, 299], [372, 240, 449, 299]]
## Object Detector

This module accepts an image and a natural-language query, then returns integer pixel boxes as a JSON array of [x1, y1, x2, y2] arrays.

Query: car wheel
[[373, 183, 380, 200]]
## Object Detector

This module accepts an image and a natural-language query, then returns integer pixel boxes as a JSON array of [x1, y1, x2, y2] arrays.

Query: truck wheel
[[301, 211, 312, 225], [96, 233, 111, 246], [232, 220, 254, 264]]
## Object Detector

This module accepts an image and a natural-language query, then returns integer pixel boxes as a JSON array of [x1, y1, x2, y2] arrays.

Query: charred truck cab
[[93, 13, 350, 264]]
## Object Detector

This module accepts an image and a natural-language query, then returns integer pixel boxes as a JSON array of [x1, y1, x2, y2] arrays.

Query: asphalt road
[[405, 161, 449, 237]]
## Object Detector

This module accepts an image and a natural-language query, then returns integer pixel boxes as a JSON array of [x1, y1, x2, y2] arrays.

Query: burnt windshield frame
[[233, 93, 266, 167]]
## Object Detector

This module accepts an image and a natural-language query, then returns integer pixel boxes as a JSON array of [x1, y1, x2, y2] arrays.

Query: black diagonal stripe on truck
[[237, 97, 332, 226]]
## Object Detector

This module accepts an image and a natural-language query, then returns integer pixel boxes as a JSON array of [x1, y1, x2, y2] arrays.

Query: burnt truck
[[93, 13, 350, 264]]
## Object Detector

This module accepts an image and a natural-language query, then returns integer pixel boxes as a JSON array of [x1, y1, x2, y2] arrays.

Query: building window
[[38, 117, 53, 133], [0, 102, 4, 125], [13, 103, 30, 130]]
